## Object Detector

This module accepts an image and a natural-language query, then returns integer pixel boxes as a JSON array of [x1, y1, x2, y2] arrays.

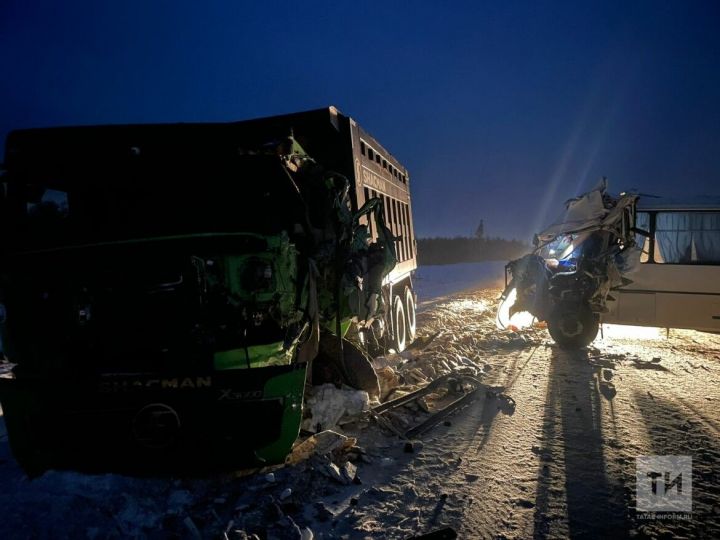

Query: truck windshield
[[2, 156, 304, 251]]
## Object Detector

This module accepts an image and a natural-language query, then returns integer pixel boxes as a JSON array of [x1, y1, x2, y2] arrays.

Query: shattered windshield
[[2, 156, 305, 251], [538, 234, 575, 260]]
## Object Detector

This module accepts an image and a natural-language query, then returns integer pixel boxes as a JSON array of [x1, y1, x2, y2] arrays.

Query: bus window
[[654, 212, 720, 264]]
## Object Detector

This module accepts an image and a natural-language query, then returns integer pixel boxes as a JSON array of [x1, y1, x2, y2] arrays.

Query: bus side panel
[[606, 291, 656, 326], [627, 264, 720, 295], [656, 293, 720, 332], [605, 264, 720, 330]]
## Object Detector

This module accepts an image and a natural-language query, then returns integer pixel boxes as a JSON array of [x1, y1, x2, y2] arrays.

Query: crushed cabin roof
[[636, 195, 720, 212], [536, 179, 637, 242]]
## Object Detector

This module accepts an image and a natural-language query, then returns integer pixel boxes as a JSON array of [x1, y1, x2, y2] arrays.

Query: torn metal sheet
[[370, 373, 502, 438], [498, 179, 640, 348]]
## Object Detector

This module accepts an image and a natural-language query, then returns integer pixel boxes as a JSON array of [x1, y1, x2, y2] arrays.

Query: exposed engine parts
[[498, 179, 641, 348]]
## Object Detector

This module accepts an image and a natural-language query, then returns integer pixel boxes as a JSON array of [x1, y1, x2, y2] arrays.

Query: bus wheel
[[404, 287, 416, 343], [547, 304, 599, 349], [391, 294, 407, 353]]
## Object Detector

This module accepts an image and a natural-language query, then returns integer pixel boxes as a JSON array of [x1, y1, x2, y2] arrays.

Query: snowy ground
[[413, 261, 506, 306], [1, 265, 719, 539]]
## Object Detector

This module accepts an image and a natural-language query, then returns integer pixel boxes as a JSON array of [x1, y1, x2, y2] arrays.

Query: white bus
[[603, 196, 720, 332]]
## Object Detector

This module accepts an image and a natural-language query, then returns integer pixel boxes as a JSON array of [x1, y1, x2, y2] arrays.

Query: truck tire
[[391, 294, 406, 353], [547, 304, 599, 349], [404, 286, 416, 343]]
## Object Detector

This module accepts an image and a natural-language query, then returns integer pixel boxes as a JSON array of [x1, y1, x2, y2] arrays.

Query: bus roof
[[636, 195, 720, 212]]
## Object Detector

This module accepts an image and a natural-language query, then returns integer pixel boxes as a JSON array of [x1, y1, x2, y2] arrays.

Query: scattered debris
[[317, 461, 356, 485], [368, 373, 493, 438], [630, 358, 669, 371], [4, 280, 718, 539], [286, 430, 357, 465], [341, 461, 357, 484], [301, 384, 370, 433], [404, 440, 424, 453], [317, 462, 343, 483]]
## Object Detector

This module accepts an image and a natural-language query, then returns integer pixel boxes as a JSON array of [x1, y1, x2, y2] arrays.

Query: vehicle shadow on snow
[[532, 347, 630, 539], [631, 390, 720, 537]]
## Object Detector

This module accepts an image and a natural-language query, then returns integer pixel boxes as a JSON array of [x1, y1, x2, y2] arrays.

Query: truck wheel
[[404, 287, 416, 343], [391, 295, 406, 353], [547, 304, 599, 349]]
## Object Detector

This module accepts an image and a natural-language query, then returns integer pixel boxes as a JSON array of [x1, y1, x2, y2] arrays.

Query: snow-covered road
[[1, 269, 719, 539], [345, 289, 720, 538], [414, 261, 506, 306]]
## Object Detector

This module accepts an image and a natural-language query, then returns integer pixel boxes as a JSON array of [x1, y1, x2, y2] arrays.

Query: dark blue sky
[[2, 0, 719, 240]]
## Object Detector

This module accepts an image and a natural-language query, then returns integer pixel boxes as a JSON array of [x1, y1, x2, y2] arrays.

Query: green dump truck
[[0, 107, 417, 474]]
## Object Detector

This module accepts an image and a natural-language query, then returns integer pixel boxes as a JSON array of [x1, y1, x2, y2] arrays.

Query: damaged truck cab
[[0, 107, 417, 474]]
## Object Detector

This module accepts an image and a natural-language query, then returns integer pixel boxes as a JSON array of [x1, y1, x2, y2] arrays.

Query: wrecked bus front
[[498, 180, 640, 348], [0, 128, 316, 474]]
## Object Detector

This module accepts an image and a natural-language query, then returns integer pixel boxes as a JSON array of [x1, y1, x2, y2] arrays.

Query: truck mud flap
[[0, 363, 307, 476]]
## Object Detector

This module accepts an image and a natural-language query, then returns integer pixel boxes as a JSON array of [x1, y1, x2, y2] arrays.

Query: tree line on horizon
[[416, 235, 529, 266]]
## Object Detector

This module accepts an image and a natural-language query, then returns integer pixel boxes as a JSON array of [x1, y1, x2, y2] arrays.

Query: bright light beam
[[496, 288, 535, 330]]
